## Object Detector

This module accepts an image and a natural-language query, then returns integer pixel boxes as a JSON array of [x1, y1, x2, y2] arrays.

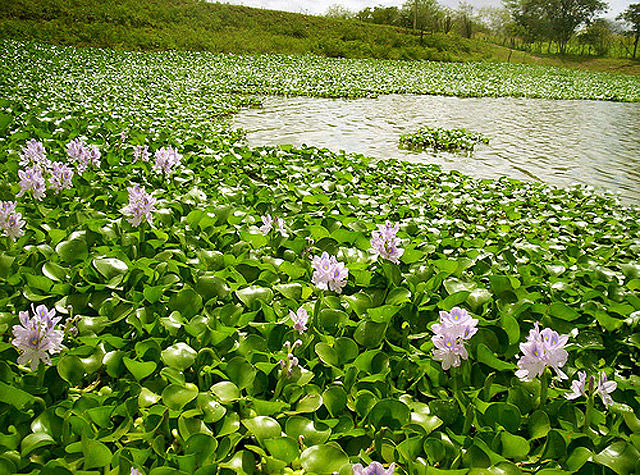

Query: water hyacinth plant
[[311, 251, 349, 293], [133, 144, 151, 162], [123, 185, 156, 227], [399, 126, 490, 152], [516, 322, 570, 381], [566, 371, 617, 408], [153, 146, 182, 175], [17, 166, 47, 200], [259, 214, 286, 235], [19, 139, 50, 170], [352, 461, 396, 474], [0, 200, 25, 240], [11, 305, 63, 370], [290, 306, 308, 334], [66, 138, 101, 173], [48, 161, 74, 193], [431, 307, 478, 370], [0, 40, 639, 474], [371, 221, 404, 264]]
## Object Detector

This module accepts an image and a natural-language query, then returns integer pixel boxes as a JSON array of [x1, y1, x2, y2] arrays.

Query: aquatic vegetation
[[0, 40, 639, 474], [1, 128, 639, 472], [399, 126, 490, 152]]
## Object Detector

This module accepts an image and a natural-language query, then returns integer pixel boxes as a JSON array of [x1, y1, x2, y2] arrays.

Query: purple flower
[[133, 144, 150, 162], [260, 215, 273, 235], [431, 307, 477, 370], [130, 469, 143, 475], [371, 221, 404, 264], [432, 332, 468, 370], [11, 305, 64, 371], [352, 461, 396, 475], [17, 166, 47, 200], [66, 138, 86, 163], [123, 185, 156, 227], [515, 339, 548, 381], [280, 340, 303, 376], [66, 138, 100, 173], [87, 145, 101, 168], [290, 307, 308, 334], [49, 161, 74, 193], [311, 252, 349, 294], [566, 371, 616, 409], [597, 372, 617, 408], [260, 214, 286, 235], [20, 139, 51, 170], [153, 146, 182, 175], [432, 307, 478, 340], [0, 201, 17, 220], [540, 328, 569, 379], [566, 371, 587, 400], [0, 201, 25, 241], [516, 323, 570, 381]]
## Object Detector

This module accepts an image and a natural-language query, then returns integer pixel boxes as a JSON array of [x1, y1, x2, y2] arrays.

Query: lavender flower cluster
[[371, 221, 404, 264], [152, 146, 182, 175], [66, 138, 101, 174], [353, 461, 396, 475], [0, 201, 25, 241], [16, 139, 79, 202], [431, 307, 478, 370], [566, 371, 617, 408], [516, 323, 569, 381], [259, 214, 286, 235], [11, 304, 63, 370], [290, 307, 309, 334], [123, 185, 157, 227], [311, 252, 349, 294]]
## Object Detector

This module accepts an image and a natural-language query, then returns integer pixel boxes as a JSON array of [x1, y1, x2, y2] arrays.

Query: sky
[[218, 0, 634, 18]]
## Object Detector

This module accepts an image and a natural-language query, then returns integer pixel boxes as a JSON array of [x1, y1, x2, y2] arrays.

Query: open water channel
[[231, 95, 640, 204]]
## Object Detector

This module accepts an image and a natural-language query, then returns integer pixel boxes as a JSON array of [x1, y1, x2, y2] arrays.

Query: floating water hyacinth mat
[[1, 39, 640, 475], [1, 120, 640, 474], [399, 127, 490, 153]]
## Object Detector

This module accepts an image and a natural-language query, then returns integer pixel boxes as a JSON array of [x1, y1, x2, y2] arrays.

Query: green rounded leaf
[[161, 342, 197, 371], [300, 444, 349, 474]]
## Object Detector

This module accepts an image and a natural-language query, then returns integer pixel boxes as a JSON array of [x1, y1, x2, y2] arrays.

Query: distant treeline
[[326, 0, 640, 59]]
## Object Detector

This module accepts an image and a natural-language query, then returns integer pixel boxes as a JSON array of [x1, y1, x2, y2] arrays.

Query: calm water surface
[[231, 95, 640, 204]]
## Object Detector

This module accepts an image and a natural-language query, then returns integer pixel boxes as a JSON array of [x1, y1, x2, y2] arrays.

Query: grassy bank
[[0, 0, 491, 62]]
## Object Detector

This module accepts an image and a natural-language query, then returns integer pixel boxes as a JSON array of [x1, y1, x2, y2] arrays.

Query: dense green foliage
[[399, 127, 489, 152], [1, 41, 640, 474], [0, 0, 491, 61], [2, 42, 640, 117]]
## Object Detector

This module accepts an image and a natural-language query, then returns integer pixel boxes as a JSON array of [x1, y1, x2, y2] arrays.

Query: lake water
[[231, 95, 640, 204]]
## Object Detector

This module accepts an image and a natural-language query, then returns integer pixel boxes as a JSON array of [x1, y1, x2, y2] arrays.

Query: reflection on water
[[231, 95, 640, 204]]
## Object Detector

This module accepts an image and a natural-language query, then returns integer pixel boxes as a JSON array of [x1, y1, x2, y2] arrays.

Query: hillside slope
[[0, 0, 499, 61]]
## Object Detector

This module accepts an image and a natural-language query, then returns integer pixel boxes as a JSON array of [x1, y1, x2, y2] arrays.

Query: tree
[[504, 0, 607, 53], [325, 4, 355, 20], [547, 0, 608, 53], [356, 6, 401, 26], [504, 0, 553, 46], [400, 0, 443, 33], [577, 18, 613, 55], [617, 2, 640, 58], [456, 2, 476, 38]]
